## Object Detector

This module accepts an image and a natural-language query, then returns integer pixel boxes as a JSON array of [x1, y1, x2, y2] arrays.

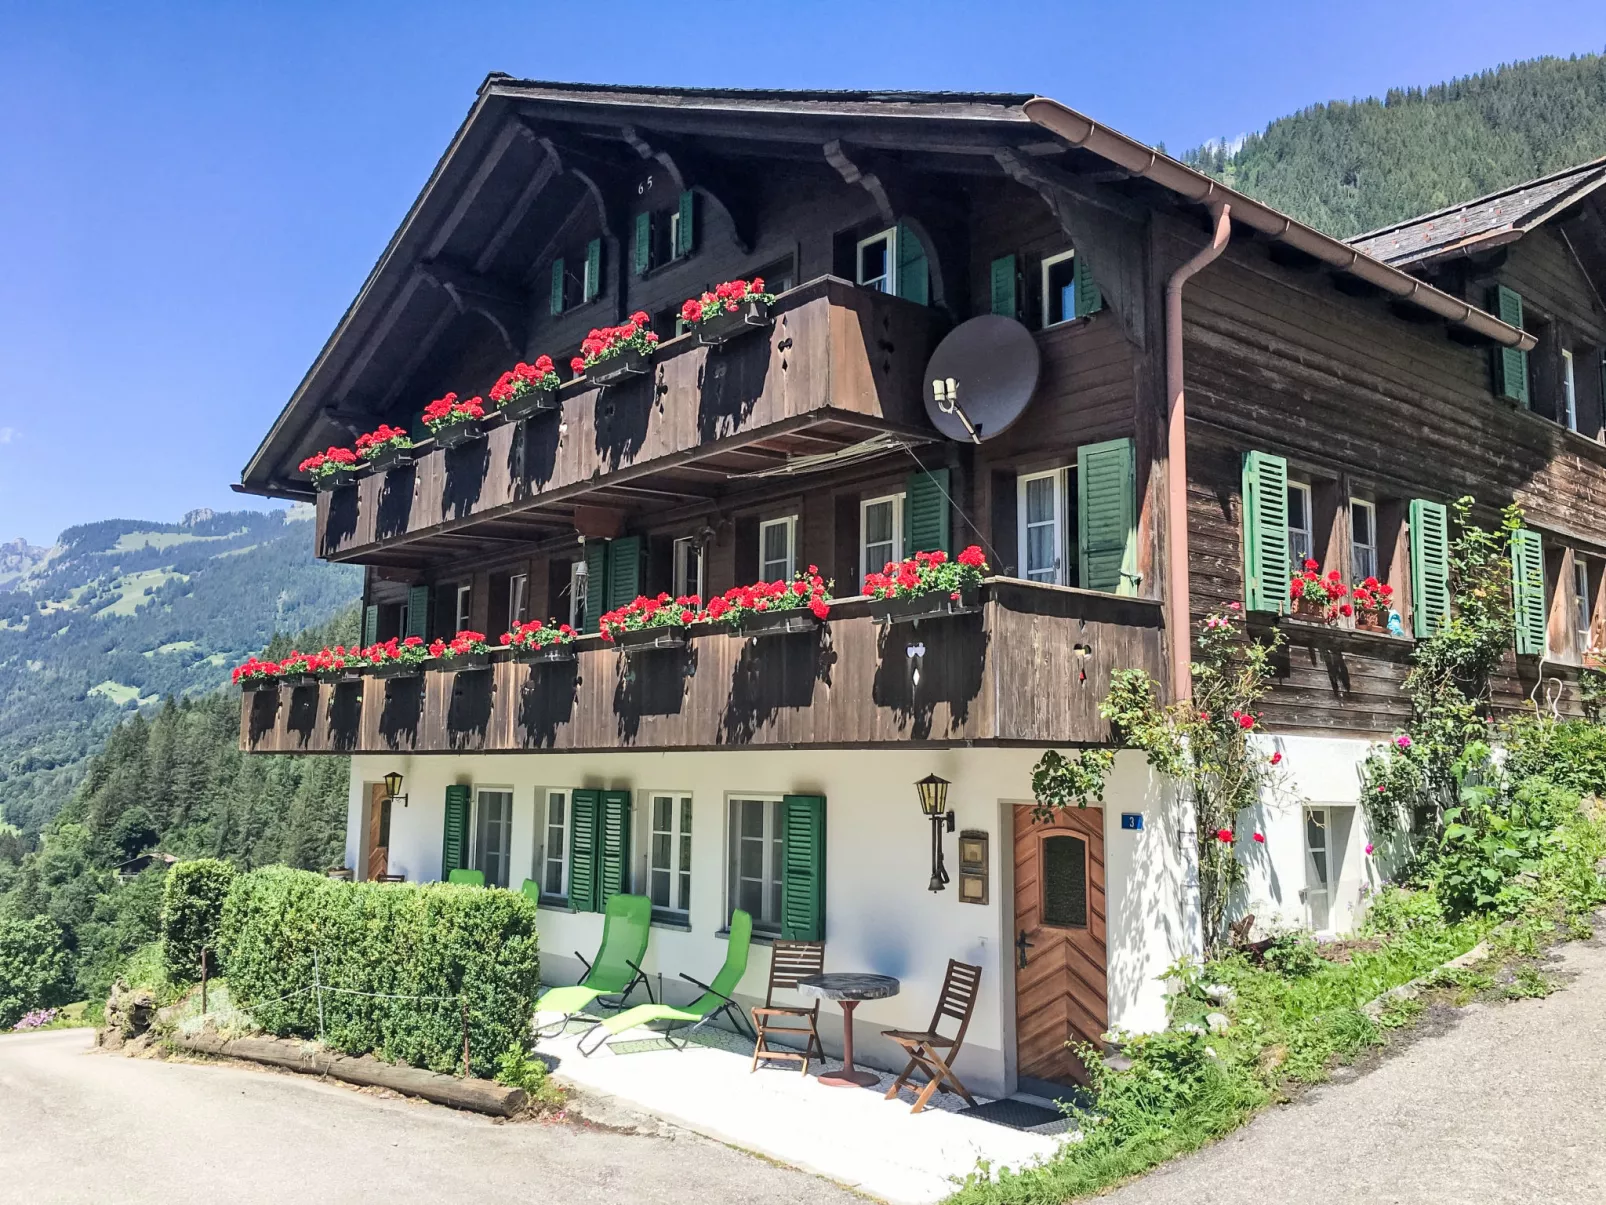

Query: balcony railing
[[240, 580, 1164, 756], [316, 277, 944, 563]]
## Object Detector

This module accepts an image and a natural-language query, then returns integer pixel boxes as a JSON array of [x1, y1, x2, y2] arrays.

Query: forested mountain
[[1183, 53, 1606, 238], [0, 507, 360, 835]]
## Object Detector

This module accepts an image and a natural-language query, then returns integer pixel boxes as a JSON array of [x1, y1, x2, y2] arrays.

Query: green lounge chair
[[577, 909, 755, 1056], [534, 893, 653, 1037], [447, 868, 485, 886]]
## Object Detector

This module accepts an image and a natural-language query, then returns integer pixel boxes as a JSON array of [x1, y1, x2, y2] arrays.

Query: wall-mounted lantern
[[916, 773, 956, 892], [383, 771, 409, 808]]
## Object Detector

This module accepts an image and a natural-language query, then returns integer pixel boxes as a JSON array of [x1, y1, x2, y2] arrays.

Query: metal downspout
[[1165, 201, 1232, 702]]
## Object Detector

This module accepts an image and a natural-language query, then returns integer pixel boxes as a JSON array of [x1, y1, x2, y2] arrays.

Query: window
[[540, 790, 569, 899], [1575, 557, 1593, 655], [759, 516, 797, 582], [673, 536, 704, 601], [647, 793, 693, 918], [754, 256, 795, 294], [1017, 470, 1067, 584], [856, 228, 896, 294], [1287, 482, 1314, 570], [1563, 349, 1578, 432], [1350, 499, 1378, 583], [509, 574, 529, 626], [1304, 807, 1331, 932], [727, 797, 784, 931], [1041, 250, 1078, 328], [1040, 834, 1088, 928], [472, 788, 513, 890], [568, 561, 587, 630], [665, 209, 683, 262], [454, 584, 472, 633], [860, 494, 904, 583]]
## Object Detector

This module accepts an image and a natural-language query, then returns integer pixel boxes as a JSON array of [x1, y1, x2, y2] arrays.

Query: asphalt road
[[1105, 933, 1606, 1205], [0, 1029, 859, 1205]]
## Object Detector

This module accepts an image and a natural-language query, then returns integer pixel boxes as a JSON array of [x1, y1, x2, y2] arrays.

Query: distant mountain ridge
[[0, 507, 360, 835], [1183, 52, 1606, 238]]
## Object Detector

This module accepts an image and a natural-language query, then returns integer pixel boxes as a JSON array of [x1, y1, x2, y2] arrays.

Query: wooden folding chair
[[881, 959, 982, 1113], [749, 940, 826, 1074]]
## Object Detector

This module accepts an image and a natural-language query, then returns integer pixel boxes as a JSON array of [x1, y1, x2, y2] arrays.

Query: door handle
[[1016, 929, 1035, 970]]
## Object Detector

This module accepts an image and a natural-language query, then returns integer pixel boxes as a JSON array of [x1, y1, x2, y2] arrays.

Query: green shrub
[[161, 858, 237, 984], [0, 914, 75, 1029], [1261, 930, 1326, 978], [219, 867, 540, 1076], [1502, 718, 1606, 799]]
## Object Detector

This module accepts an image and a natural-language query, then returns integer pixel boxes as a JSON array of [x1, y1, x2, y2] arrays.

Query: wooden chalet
[[236, 78, 1606, 1099]]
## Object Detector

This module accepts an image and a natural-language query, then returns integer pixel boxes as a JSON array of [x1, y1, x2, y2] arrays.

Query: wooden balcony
[[316, 277, 944, 566], [240, 581, 1164, 756]]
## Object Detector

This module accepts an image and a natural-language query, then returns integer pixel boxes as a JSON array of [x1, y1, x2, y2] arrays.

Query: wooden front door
[[1013, 804, 1108, 1086], [365, 783, 391, 881]]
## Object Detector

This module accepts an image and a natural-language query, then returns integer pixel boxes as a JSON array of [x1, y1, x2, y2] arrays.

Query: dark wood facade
[[240, 81, 1606, 752]]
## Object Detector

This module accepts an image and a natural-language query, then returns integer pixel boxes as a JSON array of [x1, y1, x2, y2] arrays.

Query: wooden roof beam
[[620, 126, 759, 254]]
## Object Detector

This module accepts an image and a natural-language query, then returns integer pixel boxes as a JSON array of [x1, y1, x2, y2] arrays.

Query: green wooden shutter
[[550, 258, 565, 317], [583, 238, 601, 303], [405, 585, 431, 640], [780, 794, 826, 941], [1073, 249, 1104, 316], [633, 212, 652, 276], [598, 790, 632, 911], [362, 604, 379, 647], [568, 789, 600, 912], [1079, 437, 1138, 595], [582, 541, 608, 632], [989, 254, 1017, 318], [441, 785, 471, 881], [606, 535, 642, 610], [904, 468, 951, 556], [1511, 527, 1546, 655], [675, 190, 695, 258], [1241, 451, 1291, 613], [1409, 499, 1451, 639], [1489, 285, 1529, 406], [895, 222, 929, 306]]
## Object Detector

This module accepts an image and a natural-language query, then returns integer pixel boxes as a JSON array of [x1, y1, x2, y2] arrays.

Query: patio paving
[[534, 1008, 1068, 1205]]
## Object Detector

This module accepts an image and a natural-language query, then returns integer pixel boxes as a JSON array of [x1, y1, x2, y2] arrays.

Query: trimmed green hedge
[[219, 867, 540, 1075], [161, 858, 237, 984]]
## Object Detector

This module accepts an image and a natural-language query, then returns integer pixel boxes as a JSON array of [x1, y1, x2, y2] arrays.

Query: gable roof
[[1348, 155, 1606, 267]]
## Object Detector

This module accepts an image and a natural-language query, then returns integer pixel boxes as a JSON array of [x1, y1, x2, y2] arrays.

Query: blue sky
[[2, 1, 1604, 547]]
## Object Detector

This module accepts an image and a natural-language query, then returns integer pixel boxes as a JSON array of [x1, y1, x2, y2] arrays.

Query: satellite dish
[[922, 315, 1041, 442]]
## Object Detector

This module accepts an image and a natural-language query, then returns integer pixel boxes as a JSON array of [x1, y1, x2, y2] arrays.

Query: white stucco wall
[[344, 747, 1190, 1099]]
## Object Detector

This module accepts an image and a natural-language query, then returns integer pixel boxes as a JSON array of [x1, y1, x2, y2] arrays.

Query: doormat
[[958, 1098, 1071, 1133]]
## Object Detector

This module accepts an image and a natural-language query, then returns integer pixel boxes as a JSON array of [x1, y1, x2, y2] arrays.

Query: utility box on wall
[[957, 829, 989, 904]]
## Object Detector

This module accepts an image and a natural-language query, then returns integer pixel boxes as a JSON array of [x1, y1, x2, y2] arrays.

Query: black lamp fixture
[[383, 771, 409, 808], [916, 773, 955, 892]]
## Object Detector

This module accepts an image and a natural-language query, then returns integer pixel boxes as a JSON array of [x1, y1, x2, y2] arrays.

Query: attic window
[[857, 228, 896, 293]]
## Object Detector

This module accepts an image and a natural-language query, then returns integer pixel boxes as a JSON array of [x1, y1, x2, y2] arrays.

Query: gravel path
[[1103, 934, 1606, 1205], [0, 1028, 860, 1205]]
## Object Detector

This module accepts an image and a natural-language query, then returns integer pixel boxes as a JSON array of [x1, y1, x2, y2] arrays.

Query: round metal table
[[796, 972, 900, 1088]]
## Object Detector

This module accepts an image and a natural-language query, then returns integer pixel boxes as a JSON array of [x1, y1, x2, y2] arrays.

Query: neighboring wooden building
[[237, 79, 1606, 1099]]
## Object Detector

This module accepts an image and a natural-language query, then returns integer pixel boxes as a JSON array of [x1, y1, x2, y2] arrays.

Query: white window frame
[[1303, 806, 1331, 933], [726, 794, 785, 933], [454, 583, 472, 633], [856, 227, 897, 294], [509, 573, 529, 626], [666, 209, 683, 262], [1562, 348, 1578, 432], [1017, 468, 1068, 585], [470, 786, 514, 890], [1575, 556, 1592, 655], [759, 515, 798, 583], [568, 561, 587, 630], [643, 790, 694, 919], [859, 493, 905, 584], [1287, 481, 1315, 571], [537, 788, 570, 901], [1040, 248, 1078, 329], [673, 536, 705, 601], [1349, 498, 1378, 583]]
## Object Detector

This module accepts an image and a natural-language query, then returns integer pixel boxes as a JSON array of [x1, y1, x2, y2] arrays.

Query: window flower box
[[864, 546, 989, 625], [703, 565, 833, 637], [362, 636, 430, 679], [613, 623, 689, 653], [739, 609, 820, 638], [276, 652, 319, 688], [514, 642, 577, 665], [489, 356, 561, 421], [571, 312, 659, 388], [356, 424, 414, 472], [299, 446, 359, 491], [423, 392, 488, 449], [601, 593, 700, 654], [430, 631, 492, 673], [681, 279, 777, 347], [1350, 576, 1394, 633], [1288, 561, 1348, 625], [233, 655, 280, 691], [501, 619, 576, 663]]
